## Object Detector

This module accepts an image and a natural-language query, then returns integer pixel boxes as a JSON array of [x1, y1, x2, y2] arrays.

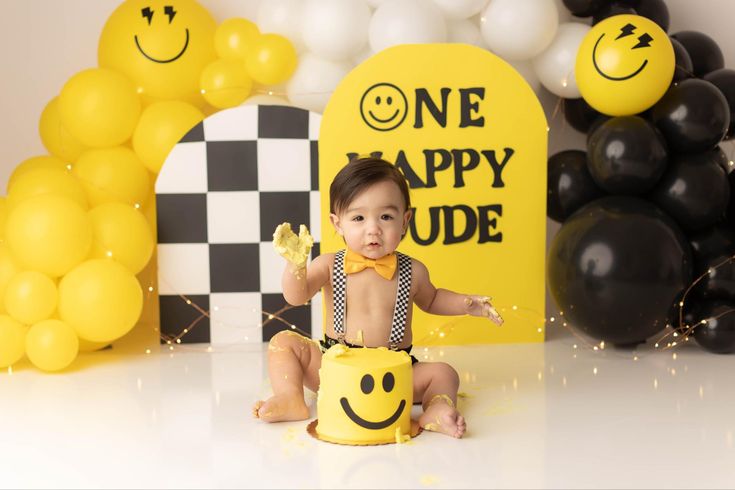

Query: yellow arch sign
[[320, 44, 547, 345]]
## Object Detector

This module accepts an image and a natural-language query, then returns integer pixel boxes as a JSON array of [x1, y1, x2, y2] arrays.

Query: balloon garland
[[549, 0, 735, 354]]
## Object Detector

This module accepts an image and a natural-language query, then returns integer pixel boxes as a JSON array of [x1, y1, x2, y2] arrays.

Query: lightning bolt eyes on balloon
[[98, 0, 217, 106], [575, 14, 675, 116]]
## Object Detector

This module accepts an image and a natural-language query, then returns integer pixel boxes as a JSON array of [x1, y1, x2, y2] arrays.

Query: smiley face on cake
[[315, 345, 413, 445]]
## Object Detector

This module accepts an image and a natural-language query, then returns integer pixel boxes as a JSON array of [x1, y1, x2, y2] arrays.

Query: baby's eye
[[381, 214, 394, 220], [351, 215, 364, 222]]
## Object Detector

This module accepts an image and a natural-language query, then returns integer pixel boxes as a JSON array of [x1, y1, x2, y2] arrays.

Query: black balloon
[[703, 69, 735, 139], [670, 30, 724, 77], [705, 145, 731, 173], [651, 79, 730, 153], [633, 0, 670, 32], [729, 171, 735, 228], [562, 0, 611, 17], [692, 300, 735, 353], [591, 2, 636, 24], [649, 151, 730, 232], [548, 196, 692, 345], [547, 150, 605, 223], [689, 224, 735, 268], [563, 97, 608, 134], [670, 37, 694, 83], [587, 116, 668, 195], [667, 289, 698, 336], [693, 254, 735, 303]]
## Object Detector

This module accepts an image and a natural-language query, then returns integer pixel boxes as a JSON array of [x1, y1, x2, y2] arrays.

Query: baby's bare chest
[[345, 273, 400, 315]]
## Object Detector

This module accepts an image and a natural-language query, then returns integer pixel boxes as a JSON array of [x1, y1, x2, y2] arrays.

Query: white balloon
[[447, 18, 487, 49], [243, 94, 291, 106], [480, 0, 559, 61], [256, 0, 306, 52], [286, 53, 353, 113], [366, 0, 390, 7], [554, 0, 574, 23], [353, 45, 375, 67], [369, 0, 447, 54], [532, 22, 590, 98], [432, 0, 489, 20], [507, 59, 542, 95], [301, 0, 371, 62]]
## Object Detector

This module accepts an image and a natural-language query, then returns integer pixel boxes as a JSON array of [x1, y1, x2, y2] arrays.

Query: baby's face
[[330, 180, 411, 259]]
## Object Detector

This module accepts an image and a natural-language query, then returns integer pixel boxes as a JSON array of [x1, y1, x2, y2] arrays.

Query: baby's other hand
[[464, 295, 503, 326], [273, 222, 314, 268]]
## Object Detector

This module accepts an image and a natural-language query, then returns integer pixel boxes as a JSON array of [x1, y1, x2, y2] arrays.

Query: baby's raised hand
[[464, 295, 503, 326], [273, 222, 314, 269]]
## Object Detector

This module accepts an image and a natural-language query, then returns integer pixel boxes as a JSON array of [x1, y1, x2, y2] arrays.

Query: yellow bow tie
[[344, 249, 397, 280]]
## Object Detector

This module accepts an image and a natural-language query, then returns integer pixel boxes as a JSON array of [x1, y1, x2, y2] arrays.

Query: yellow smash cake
[[313, 344, 415, 445]]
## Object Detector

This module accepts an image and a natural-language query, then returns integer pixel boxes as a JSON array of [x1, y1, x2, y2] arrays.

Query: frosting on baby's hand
[[273, 222, 314, 268], [465, 295, 503, 326]]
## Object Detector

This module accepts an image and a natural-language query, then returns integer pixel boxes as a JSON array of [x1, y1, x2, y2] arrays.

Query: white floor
[[1, 327, 734, 489]]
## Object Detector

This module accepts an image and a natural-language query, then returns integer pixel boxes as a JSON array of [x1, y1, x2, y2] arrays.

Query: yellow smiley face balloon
[[98, 0, 216, 105], [575, 14, 674, 116]]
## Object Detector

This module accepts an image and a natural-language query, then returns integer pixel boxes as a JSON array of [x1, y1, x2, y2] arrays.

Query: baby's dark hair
[[329, 157, 411, 215]]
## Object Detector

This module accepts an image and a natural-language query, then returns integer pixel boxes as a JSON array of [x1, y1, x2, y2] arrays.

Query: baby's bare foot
[[419, 400, 466, 438], [252, 394, 309, 423]]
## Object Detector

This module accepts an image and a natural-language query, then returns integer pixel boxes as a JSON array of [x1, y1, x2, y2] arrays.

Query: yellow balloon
[[0, 315, 27, 368], [4, 271, 58, 325], [245, 33, 297, 85], [25, 319, 79, 372], [215, 18, 260, 60], [200, 58, 253, 108], [89, 202, 155, 274], [73, 147, 150, 207], [7, 167, 88, 210], [142, 189, 158, 237], [0, 198, 6, 242], [58, 259, 143, 343], [132, 100, 204, 173], [575, 14, 674, 116], [98, 0, 217, 103], [0, 246, 20, 314], [7, 155, 69, 194], [39, 97, 89, 163], [5, 195, 93, 278], [78, 337, 111, 352], [59, 68, 142, 147]]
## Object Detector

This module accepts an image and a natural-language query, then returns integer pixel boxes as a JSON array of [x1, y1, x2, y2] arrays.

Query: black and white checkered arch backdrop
[[155, 105, 322, 345]]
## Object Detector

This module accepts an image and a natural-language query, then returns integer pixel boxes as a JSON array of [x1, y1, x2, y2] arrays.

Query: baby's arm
[[412, 259, 503, 325], [273, 223, 329, 305], [281, 253, 330, 305]]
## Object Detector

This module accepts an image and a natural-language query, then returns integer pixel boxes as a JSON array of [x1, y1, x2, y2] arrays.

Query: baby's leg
[[253, 330, 322, 423], [413, 362, 466, 438]]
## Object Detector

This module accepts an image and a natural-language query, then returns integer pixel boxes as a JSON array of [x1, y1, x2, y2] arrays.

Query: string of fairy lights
[[138, 254, 735, 359]]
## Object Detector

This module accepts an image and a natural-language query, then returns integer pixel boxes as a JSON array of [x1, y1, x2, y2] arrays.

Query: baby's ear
[[329, 213, 343, 235], [403, 208, 413, 228]]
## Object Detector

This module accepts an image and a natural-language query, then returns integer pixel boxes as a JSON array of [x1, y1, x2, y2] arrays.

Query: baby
[[253, 157, 503, 438]]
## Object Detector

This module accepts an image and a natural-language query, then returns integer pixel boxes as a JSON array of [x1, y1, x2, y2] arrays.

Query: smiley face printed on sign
[[360, 82, 408, 131], [575, 14, 674, 116], [340, 371, 406, 429], [98, 0, 216, 103]]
